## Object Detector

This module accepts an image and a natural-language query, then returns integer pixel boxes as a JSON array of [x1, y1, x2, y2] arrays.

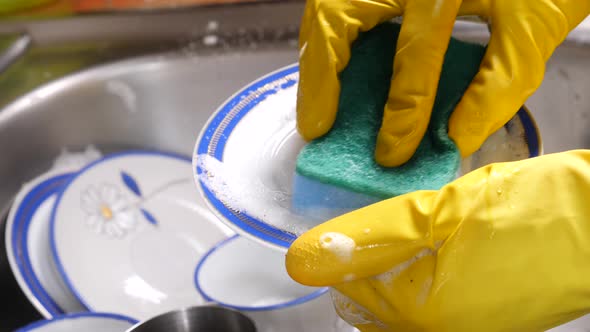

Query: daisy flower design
[[81, 183, 138, 238]]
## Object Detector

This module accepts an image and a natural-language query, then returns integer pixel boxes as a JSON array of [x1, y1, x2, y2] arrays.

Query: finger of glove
[[448, 5, 570, 157], [285, 190, 443, 287], [548, 0, 590, 31], [297, 0, 314, 50], [296, 0, 401, 141], [375, 0, 461, 167]]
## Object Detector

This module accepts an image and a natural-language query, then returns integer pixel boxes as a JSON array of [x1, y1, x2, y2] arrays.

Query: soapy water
[[196, 84, 321, 235], [196, 154, 311, 235], [197, 83, 533, 237]]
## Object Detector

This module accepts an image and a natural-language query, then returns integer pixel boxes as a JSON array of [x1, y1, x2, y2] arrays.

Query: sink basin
[[0, 5, 589, 330], [0, 48, 300, 330]]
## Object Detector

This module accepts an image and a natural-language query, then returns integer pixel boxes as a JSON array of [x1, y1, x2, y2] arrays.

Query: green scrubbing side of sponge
[[295, 22, 486, 200]]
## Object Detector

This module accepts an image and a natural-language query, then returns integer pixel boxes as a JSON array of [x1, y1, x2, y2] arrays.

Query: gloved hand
[[296, 0, 590, 167], [286, 150, 590, 332]]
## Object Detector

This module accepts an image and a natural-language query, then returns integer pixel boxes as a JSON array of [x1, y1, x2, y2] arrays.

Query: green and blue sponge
[[292, 22, 486, 221]]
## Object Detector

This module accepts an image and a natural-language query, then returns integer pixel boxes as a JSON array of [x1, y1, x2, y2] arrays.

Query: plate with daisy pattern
[[49, 150, 234, 321]]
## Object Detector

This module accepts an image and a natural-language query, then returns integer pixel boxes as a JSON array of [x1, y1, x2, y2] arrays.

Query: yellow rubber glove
[[286, 150, 590, 332], [297, 0, 590, 167]]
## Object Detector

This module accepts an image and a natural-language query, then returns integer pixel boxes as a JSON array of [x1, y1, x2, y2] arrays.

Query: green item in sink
[[292, 21, 487, 216]]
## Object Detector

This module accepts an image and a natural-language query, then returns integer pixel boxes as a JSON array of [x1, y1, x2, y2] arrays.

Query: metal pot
[[126, 306, 257, 332]]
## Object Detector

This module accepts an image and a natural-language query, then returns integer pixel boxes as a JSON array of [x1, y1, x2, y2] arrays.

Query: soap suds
[[374, 243, 441, 286], [319, 232, 356, 262], [196, 84, 326, 236], [196, 154, 308, 235]]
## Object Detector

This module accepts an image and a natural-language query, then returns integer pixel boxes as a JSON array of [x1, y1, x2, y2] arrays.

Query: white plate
[[193, 64, 543, 252], [194, 235, 357, 332], [50, 150, 234, 321], [5, 146, 104, 318], [5, 170, 85, 318], [15, 312, 137, 332]]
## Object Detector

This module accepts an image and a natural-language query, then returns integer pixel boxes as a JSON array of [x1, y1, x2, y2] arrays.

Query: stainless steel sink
[[0, 3, 303, 329], [0, 4, 588, 330]]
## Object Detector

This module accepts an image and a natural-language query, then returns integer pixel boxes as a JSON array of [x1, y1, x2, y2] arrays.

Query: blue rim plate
[[15, 312, 138, 332], [194, 234, 328, 312], [5, 170, 83, 318], [50, 150, 192, 316], [193, 63, 543, 251], [49, 149, 233, 321]]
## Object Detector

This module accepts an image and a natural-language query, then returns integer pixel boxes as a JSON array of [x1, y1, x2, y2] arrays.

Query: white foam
[[196, 153, 309, 235], [319, 232, 356, 262], [373, 243, 440, 287], [196, 85, 326, 235]]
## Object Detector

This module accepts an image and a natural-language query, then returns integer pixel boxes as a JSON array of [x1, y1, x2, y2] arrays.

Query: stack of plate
[[6, 144, 351, 331]]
